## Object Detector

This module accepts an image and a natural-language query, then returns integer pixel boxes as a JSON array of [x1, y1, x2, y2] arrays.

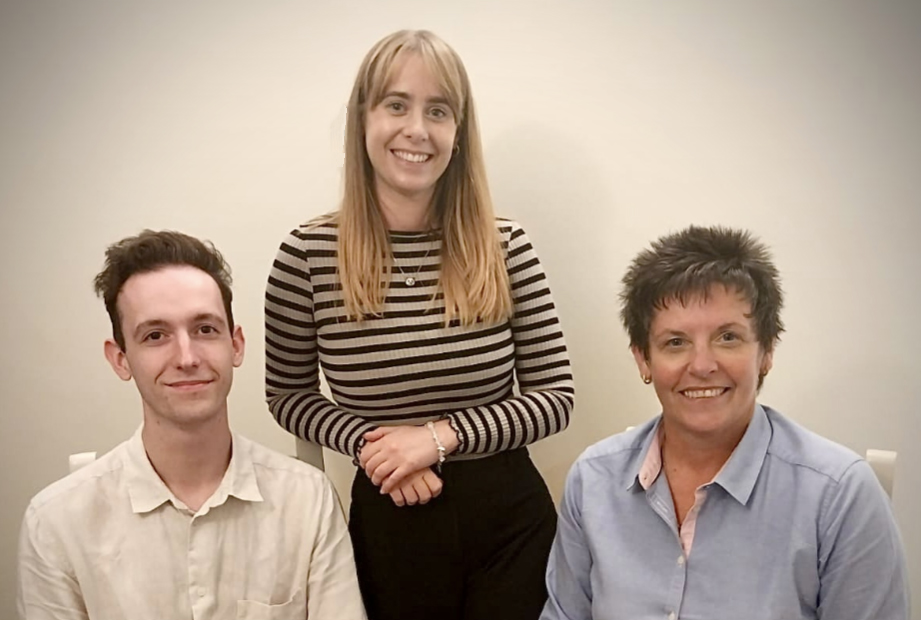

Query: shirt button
[[677, 555, 685, 566]]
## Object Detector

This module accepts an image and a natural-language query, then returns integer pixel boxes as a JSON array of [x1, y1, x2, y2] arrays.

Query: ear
[[760, 349, 774, 377], [631, 346, 651, 379], [104, 339, 132, 381], [231, 325, 245, 368]]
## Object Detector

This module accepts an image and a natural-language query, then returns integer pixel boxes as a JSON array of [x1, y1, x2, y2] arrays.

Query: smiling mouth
[[392, 149, 432, 163], [680, 387, 729, 399], [167, 380, 213, 390]]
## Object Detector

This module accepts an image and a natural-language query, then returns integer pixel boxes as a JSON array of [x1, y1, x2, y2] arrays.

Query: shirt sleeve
[[448, 222, 575, 454], [17, 505, 89, 620], [265, 230, 376, 460], [541, 460, 593, 620], [305, 476, 368, 620], [816, 459, 910, 620]]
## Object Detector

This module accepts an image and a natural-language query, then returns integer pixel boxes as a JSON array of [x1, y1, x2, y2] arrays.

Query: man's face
[[104, 265, 244, 428]]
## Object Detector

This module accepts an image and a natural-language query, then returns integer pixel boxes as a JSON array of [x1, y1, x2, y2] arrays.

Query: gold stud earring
[[453, 144, 460, 155], [642, 375, 652, 385]]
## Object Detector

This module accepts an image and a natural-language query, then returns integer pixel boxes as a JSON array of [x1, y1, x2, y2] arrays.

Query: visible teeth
[[684, 388, 724, 399], [394, 150, 430, 163]]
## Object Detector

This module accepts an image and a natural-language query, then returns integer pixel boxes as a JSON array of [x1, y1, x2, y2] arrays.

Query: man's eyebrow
[[193, 313, 228, 328]]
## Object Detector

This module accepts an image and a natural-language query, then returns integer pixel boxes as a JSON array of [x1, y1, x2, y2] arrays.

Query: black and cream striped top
[[264, 217, 574, 460]]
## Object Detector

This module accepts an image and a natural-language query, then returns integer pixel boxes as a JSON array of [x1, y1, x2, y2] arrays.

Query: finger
[[402, 483, 420, 506], [390, 489, 406, 507], [423, 470, 444, 497], [415, 477, 433, 504], [358, 440, 385, 468], [363, 452, 388, 479], [363, 427, 395, 442], [363, 428, 385, 441], [373, 462, 398, 487], [380, 465, 410, 494]]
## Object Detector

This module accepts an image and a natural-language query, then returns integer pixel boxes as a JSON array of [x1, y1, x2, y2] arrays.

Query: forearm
[[268, 389, 376, 459], [447, 387, 573, 455]]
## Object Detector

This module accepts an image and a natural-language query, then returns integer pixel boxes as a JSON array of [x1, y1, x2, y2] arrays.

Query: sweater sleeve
[[447, 222, 575, 454], [264, 229, 376, 460]]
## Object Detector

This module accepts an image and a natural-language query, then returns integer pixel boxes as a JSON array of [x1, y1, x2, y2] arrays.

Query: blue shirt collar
[[626, 404, 772, 506]]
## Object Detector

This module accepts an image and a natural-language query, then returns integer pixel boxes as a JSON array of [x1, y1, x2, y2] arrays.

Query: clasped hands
[[358, 421, 457, 507]]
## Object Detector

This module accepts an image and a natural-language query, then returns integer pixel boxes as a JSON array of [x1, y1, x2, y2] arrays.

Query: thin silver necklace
[[395, 244, 434, 287]]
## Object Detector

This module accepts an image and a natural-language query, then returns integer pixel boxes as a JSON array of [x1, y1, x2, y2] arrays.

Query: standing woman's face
[[364, 53, 458, 209]]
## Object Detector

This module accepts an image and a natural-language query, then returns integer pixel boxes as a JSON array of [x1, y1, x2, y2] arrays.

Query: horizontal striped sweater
[[264, 217, 574, 460]]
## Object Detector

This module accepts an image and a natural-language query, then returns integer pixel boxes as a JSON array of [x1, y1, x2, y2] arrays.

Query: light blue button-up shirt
[[541, 405, 909, 620]]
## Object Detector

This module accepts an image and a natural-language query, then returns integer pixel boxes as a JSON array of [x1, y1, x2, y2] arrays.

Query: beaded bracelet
[[425, 421, 447, 471]]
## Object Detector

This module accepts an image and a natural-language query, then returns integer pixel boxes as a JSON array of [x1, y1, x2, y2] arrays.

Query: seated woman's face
[[632, 284, 773, 439]]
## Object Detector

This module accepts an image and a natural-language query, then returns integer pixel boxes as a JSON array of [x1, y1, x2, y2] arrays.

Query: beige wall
[[2, 1, 919, 616]]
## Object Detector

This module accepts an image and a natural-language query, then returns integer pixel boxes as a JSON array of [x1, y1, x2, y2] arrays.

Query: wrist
[[433, 419, 459, 454]]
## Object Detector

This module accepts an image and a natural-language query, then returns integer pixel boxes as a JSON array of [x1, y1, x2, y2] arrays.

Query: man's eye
[[144, 331, 163, 342], [200, 325, 216, 335]]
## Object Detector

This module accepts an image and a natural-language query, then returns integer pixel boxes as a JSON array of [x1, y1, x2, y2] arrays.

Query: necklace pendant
[[405, 277, 416, 287]]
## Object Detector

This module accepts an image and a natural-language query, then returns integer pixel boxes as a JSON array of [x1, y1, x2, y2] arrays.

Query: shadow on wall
[[484, 123, 649, 500]]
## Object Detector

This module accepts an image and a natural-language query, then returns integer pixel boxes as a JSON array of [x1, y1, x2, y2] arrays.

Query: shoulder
[[568, 419, 656, 490], [279, 214, 339, 254], [495, 218, 546, 268], [763, 406, 863, 484], [239, 436, 334, 496], [271, 214, 339, 280], [495, 217, 526, 243], [24, 442, 129, 532]]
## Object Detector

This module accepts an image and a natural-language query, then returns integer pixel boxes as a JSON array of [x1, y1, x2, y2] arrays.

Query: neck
[[375, 184, 434, 231], [141, 408, 232, 512], [660, 418, 748, 481]]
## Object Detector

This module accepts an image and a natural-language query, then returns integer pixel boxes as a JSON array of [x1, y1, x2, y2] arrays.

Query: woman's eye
[[429, 107, 446, 118], [666, 338, 684, 348], [386, 100, 405, 112], [719, 332, 739, 342]]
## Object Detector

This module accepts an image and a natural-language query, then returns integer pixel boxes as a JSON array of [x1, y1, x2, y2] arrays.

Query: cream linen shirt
[[17, 427, 367, 620]]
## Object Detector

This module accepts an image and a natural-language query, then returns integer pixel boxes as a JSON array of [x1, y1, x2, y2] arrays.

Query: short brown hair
[[93, 230, 234, 350], [620, 225, 784, 359]]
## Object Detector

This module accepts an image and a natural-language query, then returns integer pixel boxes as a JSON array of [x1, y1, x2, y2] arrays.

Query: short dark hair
[[93, 230, 234, 350], [620, 225, 784, 359]]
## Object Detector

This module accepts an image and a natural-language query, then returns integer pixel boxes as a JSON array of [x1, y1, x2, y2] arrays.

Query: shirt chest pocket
[[237, 588, 307, 620]]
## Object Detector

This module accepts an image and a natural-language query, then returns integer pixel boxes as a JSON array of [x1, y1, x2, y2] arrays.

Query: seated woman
[[541, 225, 909, 620]]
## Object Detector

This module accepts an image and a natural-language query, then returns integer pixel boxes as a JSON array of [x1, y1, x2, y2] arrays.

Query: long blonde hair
[[335, 29, 512, 325]]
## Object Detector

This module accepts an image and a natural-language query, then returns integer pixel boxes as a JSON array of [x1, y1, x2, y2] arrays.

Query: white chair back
[[68, 452, 97, 474], [865, 449, 896, 500]]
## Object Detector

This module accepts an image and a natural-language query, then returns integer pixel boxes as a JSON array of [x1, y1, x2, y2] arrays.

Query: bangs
[[364, 36, 466, 123]]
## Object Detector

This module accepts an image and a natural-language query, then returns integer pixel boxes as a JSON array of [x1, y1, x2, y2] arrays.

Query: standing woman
[[265, 30, 574, 620]]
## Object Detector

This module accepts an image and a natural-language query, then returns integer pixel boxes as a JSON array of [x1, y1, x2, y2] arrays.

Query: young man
[[17, 230, 367, 620]]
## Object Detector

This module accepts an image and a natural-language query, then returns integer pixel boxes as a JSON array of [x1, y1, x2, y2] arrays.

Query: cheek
[[440, 126, 458, 150]]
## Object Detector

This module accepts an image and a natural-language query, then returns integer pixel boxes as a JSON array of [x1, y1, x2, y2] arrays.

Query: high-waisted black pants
[[348, 448, 558, 620]]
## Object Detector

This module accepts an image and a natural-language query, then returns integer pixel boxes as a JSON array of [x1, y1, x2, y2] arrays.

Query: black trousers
[[348, 448, 558, 620]]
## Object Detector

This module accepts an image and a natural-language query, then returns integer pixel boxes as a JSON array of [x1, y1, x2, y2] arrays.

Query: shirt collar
[[627, 404, 772, 505], [125, 426, 264, 515], [635, 423, 664, 491], [712, 404, 771, 505], [627, 418, 664, 492]]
